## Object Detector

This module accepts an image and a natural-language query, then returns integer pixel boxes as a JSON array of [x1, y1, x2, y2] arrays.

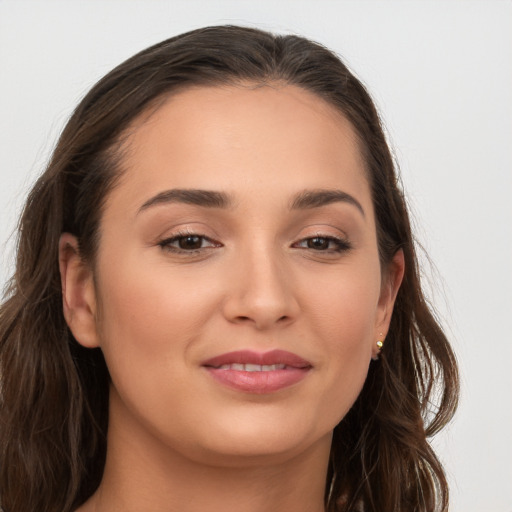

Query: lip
[[201, 350, 312, 394]]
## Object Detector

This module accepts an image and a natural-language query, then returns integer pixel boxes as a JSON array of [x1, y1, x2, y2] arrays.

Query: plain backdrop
[[1, 1, 511, 510]]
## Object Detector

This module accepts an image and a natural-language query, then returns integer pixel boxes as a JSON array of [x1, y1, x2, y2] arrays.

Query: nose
[[221, 245, 300, 330]]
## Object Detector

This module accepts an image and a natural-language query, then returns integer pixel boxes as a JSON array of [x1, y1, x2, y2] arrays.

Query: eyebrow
[[138, 189, 231, 213], [137, 187, 364, 217], [290, 189, 365, 217]]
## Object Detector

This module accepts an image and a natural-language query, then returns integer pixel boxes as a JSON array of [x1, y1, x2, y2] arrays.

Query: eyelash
[[158, 231, 220, 254], [292, 235, 352, 253], [158, 232, 352, 255]]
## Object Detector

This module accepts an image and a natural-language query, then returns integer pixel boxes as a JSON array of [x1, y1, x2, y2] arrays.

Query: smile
[[216, 363, 287, 371], [201, 350, 312, 394]]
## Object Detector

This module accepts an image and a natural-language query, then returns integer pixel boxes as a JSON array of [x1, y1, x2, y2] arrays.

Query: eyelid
[[292, 233, 352, 253], [158, 231, 222, 253]]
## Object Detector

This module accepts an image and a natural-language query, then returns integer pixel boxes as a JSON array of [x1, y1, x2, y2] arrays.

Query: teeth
[[216, 363, 287, 371]]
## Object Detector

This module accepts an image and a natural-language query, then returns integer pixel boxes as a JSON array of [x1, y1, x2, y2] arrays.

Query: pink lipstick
[[201, 350, 312, 394]]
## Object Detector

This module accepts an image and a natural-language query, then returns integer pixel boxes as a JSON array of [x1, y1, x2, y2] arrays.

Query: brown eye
[[178, 235, 203, 250], [307, 237, 330, 250], [293, 235, 352, 254], [158, 233, 220, 253]]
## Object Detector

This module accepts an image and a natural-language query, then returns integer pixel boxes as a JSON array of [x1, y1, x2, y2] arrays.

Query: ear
[[59, 233, 99, 348], [372, 249, 405, 360]]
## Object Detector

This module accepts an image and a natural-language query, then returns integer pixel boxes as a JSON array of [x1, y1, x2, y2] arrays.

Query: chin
[[174, 404, 337, 467]]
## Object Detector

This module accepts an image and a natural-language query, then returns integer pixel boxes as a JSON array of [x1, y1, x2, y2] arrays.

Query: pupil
[[308, 237, 328, 250], [179, 236, 202, 249]]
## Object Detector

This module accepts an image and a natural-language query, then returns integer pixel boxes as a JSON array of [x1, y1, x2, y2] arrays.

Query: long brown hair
[[0, 25, 458, 512]]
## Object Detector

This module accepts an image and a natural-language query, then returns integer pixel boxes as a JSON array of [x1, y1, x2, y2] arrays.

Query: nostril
[[232, 314, 290, 327]]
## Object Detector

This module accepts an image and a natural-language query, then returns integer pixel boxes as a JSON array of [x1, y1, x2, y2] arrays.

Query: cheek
[[93, 255, 220, 382], [300, 261, 380, 422], [319, 286, 377, 382], [303, 258, 380, 348], [92, 260, 222, 438]]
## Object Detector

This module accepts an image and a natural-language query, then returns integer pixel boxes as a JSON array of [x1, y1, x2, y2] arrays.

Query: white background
[[1, 1, 511, 510]]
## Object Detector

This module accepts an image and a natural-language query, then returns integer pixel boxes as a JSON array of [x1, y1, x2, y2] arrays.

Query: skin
[[60, 84, 404, 512]]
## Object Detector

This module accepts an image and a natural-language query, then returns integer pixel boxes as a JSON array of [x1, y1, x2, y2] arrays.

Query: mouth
[[201, 350, 312, 394], [214, 363, 288, 371]]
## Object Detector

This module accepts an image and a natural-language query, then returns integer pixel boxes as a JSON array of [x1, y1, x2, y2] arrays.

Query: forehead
[[108, 84, 371, 216]]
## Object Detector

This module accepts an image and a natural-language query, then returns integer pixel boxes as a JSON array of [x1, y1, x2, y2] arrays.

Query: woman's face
[[63, 84, 402, 467]]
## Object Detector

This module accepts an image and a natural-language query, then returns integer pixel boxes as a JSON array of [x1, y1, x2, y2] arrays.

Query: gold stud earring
[[372, 333, 384, 361]]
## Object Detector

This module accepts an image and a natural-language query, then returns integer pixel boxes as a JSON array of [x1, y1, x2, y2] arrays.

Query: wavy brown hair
[[0, 25, 458, 512]]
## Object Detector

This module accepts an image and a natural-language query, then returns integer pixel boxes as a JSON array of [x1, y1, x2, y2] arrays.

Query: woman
[[0, 25, 458, 512]]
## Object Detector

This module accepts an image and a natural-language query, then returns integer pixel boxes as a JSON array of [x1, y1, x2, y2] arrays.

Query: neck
[[78, 393, 331, 512]]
